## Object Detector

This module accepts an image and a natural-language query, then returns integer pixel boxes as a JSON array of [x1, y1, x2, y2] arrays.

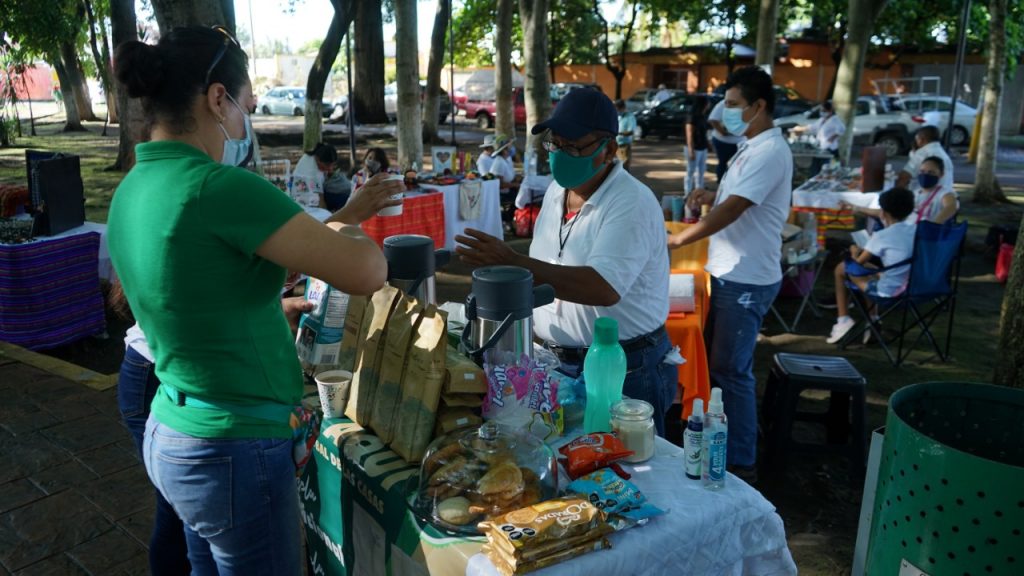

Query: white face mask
[[217, 94, 252, 167]]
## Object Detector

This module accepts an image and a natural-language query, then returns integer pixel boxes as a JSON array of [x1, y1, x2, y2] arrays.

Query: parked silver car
[[383, 82, 451, 124], [260, 86, 335, 117]]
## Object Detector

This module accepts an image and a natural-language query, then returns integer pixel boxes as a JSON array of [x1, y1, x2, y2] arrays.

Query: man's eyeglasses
[[542, 136, 608, 158], [204, 25, 241, 90]]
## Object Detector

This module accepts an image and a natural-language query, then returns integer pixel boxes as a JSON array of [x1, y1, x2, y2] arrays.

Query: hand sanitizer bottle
[[702, 388, 728, 490], [684, 398, 704, 480]]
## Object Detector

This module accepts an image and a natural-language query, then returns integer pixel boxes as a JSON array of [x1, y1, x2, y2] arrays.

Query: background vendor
[[455, 88, 675, 437]]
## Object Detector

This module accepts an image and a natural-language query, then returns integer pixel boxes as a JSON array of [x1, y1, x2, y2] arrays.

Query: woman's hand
[[332, 173, 404, 225]]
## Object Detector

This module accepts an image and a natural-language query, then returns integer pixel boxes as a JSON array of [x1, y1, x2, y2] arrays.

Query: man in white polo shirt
[[456, 88, 674, 436], [668, 67, 792, 480]]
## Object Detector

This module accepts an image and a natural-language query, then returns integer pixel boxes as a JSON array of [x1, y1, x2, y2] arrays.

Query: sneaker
[[826, 317, 856, 344]]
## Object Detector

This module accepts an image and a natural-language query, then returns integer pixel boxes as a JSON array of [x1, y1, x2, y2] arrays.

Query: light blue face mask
[[218, 94, 252, 167], [723, 105, 757, 137]]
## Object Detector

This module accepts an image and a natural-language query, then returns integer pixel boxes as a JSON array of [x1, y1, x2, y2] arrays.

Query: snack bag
[[369, 299, 423, 442], [567, 468, 666, 530], [484, 537, 611, 575], [483, 350, 563, 435], [477, 497, 607, 559], [558, 433, 634, 479]]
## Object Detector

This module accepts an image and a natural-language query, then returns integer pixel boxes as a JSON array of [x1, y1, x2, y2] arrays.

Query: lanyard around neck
[[559, 195, 582, 259]]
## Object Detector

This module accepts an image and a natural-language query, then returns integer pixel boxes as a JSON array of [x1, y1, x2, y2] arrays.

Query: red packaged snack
[[558, 433, 634, 479]]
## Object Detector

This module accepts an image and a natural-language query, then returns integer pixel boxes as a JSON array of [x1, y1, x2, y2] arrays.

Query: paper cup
[[377, 193, 404, 217], [315, 369, 352, 419]]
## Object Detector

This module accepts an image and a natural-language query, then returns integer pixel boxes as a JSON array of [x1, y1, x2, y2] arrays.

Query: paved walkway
[[0, 345, 152, 575]]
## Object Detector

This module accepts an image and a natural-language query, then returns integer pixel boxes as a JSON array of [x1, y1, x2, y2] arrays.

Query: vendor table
[[665, 222, 711, 421], [300, 419, 797, 576], [0, 223, 107, 350], [360, 190, 446, 249], [791, 170, 885, 247], [515, 174, 553, 209], [420, 180, 502, 250]]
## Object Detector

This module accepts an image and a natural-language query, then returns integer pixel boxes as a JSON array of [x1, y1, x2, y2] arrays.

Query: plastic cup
[[315, 369, 352, 419], [670, 196, 685, 222], [377, 192, 404, 217]]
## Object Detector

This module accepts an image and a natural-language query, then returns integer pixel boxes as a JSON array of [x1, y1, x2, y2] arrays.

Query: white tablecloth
[[466, 437, 797, 576], [420, 179, 502, 250], [792, 178, 882, 211], [516, 174, 553, 209]]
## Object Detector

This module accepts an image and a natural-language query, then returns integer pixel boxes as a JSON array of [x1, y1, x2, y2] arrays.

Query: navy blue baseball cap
[[531, 88, 618, 141]]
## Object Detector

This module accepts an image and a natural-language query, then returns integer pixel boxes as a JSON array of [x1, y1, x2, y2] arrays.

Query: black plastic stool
[[761, 353, 867, 482]]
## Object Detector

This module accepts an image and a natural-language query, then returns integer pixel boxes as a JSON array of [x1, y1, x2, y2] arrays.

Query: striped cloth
[[360, 190, 446, 249], [792, 206, 856, 249], [0, 231, 106, 350]]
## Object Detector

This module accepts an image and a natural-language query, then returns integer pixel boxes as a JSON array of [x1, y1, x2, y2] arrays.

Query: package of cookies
[[407, 421, 558, 535], [477, 497, 608, 559]]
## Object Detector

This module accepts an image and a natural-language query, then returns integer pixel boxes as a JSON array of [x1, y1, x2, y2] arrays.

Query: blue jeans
[[143, 416, 302, 576], [117, 347, 191, 576], [712, 139, 739, 181], [559, 328, 677, 438], [704, 277, 780, 468], [684, 147, 708, 194]]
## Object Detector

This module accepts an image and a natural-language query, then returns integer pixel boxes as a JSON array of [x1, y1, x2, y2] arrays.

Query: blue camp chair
[[838, 220, 968, 366]]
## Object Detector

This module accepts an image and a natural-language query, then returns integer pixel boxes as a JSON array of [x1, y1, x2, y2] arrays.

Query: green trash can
[[866, 382, 1024, 575]]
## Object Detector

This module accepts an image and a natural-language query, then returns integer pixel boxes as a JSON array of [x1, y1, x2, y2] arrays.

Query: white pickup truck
[[774, 95, 925, 157]]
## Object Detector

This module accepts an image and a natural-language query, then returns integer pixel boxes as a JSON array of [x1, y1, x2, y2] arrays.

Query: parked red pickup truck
[[461, 87, 528, 129]]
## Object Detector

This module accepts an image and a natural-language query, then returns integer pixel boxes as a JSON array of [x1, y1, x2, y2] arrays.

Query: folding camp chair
[[838, 220, 968, 366]]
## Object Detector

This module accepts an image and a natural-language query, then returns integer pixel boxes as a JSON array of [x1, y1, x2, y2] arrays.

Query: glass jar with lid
[[610, 399, 655, 463]]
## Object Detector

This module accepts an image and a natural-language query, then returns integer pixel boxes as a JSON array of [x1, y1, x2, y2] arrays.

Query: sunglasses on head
[[204, 25, 241, 90]]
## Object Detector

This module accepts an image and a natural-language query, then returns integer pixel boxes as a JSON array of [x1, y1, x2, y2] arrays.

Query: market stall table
[[360, 189, 446, 249], [420, 179, 502, 250], [791, 168, 886, 247], [0, 222, 108, 350], [300, 419, 797, 576]]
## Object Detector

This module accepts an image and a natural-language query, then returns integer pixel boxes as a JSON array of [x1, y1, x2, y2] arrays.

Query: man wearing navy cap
[[456, 88, 675, 437]]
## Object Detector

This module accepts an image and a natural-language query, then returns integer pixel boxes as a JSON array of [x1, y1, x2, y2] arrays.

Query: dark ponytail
[[114, 26, 248, 134]]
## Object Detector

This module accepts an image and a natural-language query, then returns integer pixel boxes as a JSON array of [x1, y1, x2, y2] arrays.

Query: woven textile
[[361, 190, 446, 249], [0, 231, 106, 350]]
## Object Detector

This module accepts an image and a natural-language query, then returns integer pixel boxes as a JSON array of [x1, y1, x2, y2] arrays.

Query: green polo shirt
[[108, 141, 304, 439]]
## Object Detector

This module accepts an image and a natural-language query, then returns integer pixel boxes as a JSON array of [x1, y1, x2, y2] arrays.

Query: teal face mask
[[548, 139, 609, 189]]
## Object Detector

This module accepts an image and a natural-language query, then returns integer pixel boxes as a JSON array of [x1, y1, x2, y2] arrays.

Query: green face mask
[[548, 139, 609, 189]]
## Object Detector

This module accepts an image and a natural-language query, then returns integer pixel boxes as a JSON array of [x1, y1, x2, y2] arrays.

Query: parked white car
[[775, 96, 925, 157], [892, 95, 977, 147]]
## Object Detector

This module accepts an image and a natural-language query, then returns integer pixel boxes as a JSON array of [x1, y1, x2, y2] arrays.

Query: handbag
[[996, 241, 1014, 284]]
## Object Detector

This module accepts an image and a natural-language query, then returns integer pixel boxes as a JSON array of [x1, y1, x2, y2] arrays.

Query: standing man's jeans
[[143, 416, 302, 576], [712, 138, 739, 182], [556, 328, 677, 437], [117, 347, 191, 576], [704, 276, 781, 468], [684, 147, 708, 194]]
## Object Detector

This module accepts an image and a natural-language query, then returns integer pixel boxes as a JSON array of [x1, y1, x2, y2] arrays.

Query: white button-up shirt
[[706, 127, 793, 286], [812, 114, 846, 151], [530, 161, 669, 347]]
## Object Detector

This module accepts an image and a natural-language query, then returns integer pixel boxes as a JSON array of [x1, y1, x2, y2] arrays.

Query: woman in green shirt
[[109, 26, 401, 575]]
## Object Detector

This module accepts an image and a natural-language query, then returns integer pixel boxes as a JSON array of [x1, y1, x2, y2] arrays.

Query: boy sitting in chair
[[827, 187, 916, 344]]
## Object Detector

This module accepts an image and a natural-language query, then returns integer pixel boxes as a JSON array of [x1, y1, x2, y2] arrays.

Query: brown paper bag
[[346, 286, 401, 424], [391, 305, 447, 462], [369, 299, 423, 443], [441, 393, 483, 408], [337, 295, 369, 372], [443, 345, 487, 394], [435, 406, 482, 435]]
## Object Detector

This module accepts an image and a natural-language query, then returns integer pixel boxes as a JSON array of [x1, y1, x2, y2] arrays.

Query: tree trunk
[[754, 0, 779, 67], [495, 0, 515, 139], [84, 0, 118, 127], [150, 0, 233, 32], [110, 0, 140, 170], [834, 0, 888, 164], [51, 56, 86, 132], [520, 0, 551, 169], [594, 0, 637, 100], [995, 213, 1024, 388], [353, 0, 387, 124], [423, 0, 450, 143], [60, 42, 98, 122], [303, 6, 351, 151], [394, 0, 422, 169], [974, 0, 1008, 204]]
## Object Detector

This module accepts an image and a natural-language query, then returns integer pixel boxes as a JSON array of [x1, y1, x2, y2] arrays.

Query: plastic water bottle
[[702, 387, 728, 490], [684, 398, 704, 480], [582, 317, 626, 433]]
